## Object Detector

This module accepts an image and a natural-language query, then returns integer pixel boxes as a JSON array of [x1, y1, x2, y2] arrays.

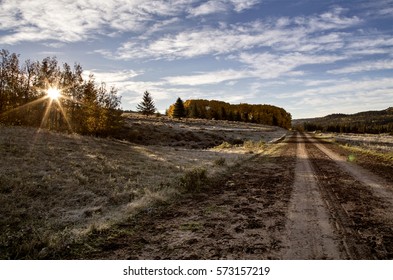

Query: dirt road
[[282, 133, 344, 259], [67, 132, 393, 259]]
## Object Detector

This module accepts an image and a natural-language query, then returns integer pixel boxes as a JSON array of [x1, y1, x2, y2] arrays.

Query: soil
[[63, 132, 393, 260]]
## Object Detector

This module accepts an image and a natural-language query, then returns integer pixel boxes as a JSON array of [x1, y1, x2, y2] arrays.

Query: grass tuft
[[179, 168, 209, 193]]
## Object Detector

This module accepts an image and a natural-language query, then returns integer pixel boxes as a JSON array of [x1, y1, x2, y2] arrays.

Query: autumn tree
[[0, 49, 123, 136], [167, 99, 292, 129], [136, 91, 156, 116]]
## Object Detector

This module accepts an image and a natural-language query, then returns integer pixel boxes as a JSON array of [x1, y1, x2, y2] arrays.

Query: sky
[[1, 0, 392, 119]]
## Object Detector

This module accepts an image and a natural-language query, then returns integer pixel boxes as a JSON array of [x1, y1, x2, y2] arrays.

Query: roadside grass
[[339, 144, 393, 162], [0, 125, 275, 259], [314, 132, 393, 162]]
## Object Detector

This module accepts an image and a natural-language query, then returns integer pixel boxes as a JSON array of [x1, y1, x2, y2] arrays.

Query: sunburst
[[47, 87, 61, 100]]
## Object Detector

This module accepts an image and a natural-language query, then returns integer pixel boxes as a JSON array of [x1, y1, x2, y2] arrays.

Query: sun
[[47, 87, 61, 100]]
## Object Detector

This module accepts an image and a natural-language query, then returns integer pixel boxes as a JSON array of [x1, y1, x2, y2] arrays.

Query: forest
[[0, 49, 123, 136], [294, 107, 393, 134], [167, 99, 292, 129]]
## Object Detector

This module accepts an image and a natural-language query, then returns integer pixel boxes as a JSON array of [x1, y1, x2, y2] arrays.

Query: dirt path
[[282, 133, 344, 259], [64, 132, 393, 259]]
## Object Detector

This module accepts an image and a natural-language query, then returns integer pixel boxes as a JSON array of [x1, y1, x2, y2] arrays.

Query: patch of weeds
[[203, 205, 225, 215], [73, 170, 89, 185], [340, 144, 393, 162], [243, 140, 265, 152], [179, 221, 202, 232], [0, 224, 52, 259], [179, 168, 208, 193], [215, 141, 232, 149]]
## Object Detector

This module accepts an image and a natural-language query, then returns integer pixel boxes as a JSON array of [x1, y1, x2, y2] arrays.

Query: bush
[[180, 168, 208, 193], [243, 140, 265, 151], [216, 141, 232, 149]]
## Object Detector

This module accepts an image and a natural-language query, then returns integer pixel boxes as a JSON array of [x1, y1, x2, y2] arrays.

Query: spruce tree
[[136, 91, 156, 116], [173, 97, 186, 119]]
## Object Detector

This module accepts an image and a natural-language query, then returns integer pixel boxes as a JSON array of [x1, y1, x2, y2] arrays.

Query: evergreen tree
[[173, 97, 186, 119], [136, 91, 156, 116]]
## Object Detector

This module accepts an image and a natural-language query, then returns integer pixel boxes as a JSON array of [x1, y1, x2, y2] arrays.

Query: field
[[0, 115, 286, 259], [332, 133, 393, 153], [2, 115, 393, 260]]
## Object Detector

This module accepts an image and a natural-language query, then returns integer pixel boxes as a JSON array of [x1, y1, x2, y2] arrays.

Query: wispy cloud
[[164, 69, 250, 85], [188, 0, 259, 16], [83, 69, 143, 84], [238, 52, 346, 78], [328, 60, 393, 74], [103, 6, 362, 62], [281, 77, 393, 98], [0, 0, 261, 45], [0, 0, 197, 44], [188, 0, 229, 16]]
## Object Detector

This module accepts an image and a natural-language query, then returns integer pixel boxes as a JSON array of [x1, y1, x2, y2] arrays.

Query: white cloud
[[328, 60, 393, 74], [188, 0, 229, 16], [109, 7, 362, 61], [362, 0, 393, 17], [83, 69, 143, 84], [0, 0, 261, 45], [230, 0, 260, 12], [164, 69, 250, 85], [281, 77, 393, 98], [0, 0, 197, 44], [188, 0, 259, 16], [238, 52, 346, 79]]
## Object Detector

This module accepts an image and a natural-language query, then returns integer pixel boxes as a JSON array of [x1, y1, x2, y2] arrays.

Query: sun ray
[[0, 96, 48, 118], [40, 98, 54, 130], [47, 87, 61, 100], [56, 99, 74, 132]]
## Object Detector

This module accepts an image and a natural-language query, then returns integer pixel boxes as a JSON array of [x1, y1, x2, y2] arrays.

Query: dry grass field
[[0, 116, 287, 259]]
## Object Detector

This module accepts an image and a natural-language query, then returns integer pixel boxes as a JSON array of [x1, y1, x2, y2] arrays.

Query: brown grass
[[0, 117, 287, 259]]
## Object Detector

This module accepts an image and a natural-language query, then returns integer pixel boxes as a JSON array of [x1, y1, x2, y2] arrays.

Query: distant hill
[[293, 107, 393, 134]]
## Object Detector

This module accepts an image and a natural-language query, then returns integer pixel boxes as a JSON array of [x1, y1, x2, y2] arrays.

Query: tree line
[[166, 98, 292, 129], [296, 108, 393, 134], [0, 49, 123, 136]]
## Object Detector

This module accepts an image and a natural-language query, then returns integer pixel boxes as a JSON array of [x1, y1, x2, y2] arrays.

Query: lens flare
[[47, 87, 61, 100]]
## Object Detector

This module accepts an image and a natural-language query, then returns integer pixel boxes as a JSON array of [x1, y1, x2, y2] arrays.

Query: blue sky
[[1, 0, 392, 119]]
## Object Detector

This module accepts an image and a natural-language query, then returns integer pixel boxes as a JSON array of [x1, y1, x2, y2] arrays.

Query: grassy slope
[[0, 118, 286, 259]]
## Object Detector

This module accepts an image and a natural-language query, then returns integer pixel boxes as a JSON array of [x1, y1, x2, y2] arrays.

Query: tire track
[[305, 133, 393, 259], [283, 133, 344, 259], [304, 133, 393, 209], [305, 138, 373, 259]]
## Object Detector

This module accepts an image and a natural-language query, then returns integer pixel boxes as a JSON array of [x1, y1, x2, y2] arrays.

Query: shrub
[[216, 141, 232, 149], [180, 168, 208, 193], [243, 140, 265, 151]]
